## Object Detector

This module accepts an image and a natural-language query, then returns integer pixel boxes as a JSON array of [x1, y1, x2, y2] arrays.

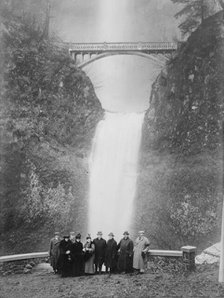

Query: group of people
[[49, 230, 150, 278]]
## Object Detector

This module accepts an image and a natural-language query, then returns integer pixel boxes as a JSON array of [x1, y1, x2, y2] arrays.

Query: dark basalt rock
[[134, 11, 224, 251]]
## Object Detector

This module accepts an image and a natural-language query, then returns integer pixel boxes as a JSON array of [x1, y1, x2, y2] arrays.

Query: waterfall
[[88, 111, 144, 239]]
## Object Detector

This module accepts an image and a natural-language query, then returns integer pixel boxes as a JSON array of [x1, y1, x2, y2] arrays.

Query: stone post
[[181, 246, 197, 271]]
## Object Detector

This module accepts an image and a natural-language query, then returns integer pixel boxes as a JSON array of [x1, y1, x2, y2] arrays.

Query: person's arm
[[91, 243, 95, 252], [142, 238, 150, 253], [128, 240, 134, 256], [49, 240, 53, 256], [117, 241, 121, 251], [112, 241, 117, 258]]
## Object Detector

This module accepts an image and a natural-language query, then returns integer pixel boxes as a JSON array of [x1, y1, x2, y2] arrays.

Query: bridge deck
[[68, 42, 177, 53]]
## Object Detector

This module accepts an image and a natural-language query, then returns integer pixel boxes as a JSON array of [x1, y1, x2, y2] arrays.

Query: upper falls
[[88, 111, 144, 238]]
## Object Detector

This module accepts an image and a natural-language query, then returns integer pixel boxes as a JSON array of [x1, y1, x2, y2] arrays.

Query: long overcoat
[[133, 236, 150, 270], [58, 239, 73, 277], [93, 238, 107, 266], [71, 241, 84, 276], [49, 237, 61, 271], [117, 238, 134, 273], [105, 238, 118, 271]]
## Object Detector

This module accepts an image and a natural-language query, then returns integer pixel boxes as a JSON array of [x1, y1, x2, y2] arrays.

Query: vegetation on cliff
[[0, 10, 103, 253], [171, 0, 224, 36], [136, 11, 224, 250]]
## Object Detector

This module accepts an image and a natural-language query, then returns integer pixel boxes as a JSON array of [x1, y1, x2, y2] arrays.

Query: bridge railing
[[68, 42, 177, 52]]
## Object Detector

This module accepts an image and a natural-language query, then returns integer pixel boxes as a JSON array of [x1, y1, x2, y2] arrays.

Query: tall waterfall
[[88, 111, 144, 239]]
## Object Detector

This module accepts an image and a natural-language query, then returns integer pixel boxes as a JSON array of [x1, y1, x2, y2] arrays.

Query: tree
[[219, 0, 224, 9], [171, 0, 223, 36]]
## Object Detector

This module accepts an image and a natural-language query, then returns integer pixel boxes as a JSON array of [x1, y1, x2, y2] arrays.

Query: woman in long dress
[[71, 233, 84, 277], [83, 235, 95, 275]]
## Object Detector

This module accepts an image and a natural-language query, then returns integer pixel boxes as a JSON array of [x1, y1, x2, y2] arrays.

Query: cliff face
[[134, 11, 224, 250], [0, 16, 103, 254]]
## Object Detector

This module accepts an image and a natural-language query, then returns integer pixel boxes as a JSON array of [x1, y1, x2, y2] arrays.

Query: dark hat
[[108, 232, 114, 237], [97, 231, 103, 236], [123, 231, 129, 235], [86, 234, 91, 239], [63, 235, 70, 239], [75, 233, 81, 239]]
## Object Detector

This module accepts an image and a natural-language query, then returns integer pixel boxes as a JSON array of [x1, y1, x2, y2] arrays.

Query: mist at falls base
[[88, 112, 144, 239]]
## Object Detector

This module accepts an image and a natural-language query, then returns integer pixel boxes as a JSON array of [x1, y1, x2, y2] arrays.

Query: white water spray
[[88, 111, 144, 239]]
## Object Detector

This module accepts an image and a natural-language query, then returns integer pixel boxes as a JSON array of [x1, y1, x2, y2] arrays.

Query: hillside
[[0, 15, 103, 254], [134, 11, 224, 251]]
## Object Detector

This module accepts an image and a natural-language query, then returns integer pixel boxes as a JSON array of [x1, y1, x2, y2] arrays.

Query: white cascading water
[[88, 111, 144, 239]]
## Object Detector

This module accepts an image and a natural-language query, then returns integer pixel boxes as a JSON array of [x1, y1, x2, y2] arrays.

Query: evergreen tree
[[171, 0, 223, 36], [219, 0, 224, 9]]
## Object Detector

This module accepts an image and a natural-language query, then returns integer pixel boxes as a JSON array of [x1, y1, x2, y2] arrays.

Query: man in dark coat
[[58, 235, 73, 277], [49, 232, 61, 273], [105, 232, 117, 274], [71, 233, 84, 277], [93, 231, 107, 274], [117, 231, 134, 273]]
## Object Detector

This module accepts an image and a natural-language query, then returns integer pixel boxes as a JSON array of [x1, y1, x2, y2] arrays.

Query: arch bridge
[[68, 42, 177, 68]]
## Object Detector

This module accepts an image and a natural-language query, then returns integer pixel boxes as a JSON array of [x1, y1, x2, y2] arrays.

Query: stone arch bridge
[[68, 42, 177, 68]]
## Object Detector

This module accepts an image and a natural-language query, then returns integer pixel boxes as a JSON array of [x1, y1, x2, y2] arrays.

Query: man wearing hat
[[93, 231, 107, 274], [133, 231, 150, 274], [49, 232, 61, 274], [117, 231, 134, 273], [105, 232, 118, 274], [71, 233, 84, 276]]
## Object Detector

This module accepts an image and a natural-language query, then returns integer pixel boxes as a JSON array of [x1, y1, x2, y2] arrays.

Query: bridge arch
[[76, 51, 167, 68]]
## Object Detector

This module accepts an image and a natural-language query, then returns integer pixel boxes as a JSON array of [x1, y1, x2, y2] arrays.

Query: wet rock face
[[134, 11, 224, 250], [0, 15, 104, 254], [144, 11, 224, 154]]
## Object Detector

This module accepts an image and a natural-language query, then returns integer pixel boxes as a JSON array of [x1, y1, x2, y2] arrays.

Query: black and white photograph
[[0, 0, 224, 297]]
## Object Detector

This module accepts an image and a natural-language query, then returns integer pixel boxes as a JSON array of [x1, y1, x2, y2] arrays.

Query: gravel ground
[[0, 263, 224, 298]]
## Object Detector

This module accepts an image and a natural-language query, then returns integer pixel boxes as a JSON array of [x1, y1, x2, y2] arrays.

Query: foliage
[[0, 8, 102, 253], [2, 12, 101, 148], [171, 0, 223, 36], [148, 256, 186, 275], [17, 160, 75, 230], [45, 184, 75, 230], [145, 11, 224, 156], [21, 162, 46, 223], [138, 12, 224, 250], [169, 198, 217, 241]]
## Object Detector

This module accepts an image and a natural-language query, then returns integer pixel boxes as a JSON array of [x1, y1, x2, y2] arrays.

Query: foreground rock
[[196, 242, 220, 264]]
